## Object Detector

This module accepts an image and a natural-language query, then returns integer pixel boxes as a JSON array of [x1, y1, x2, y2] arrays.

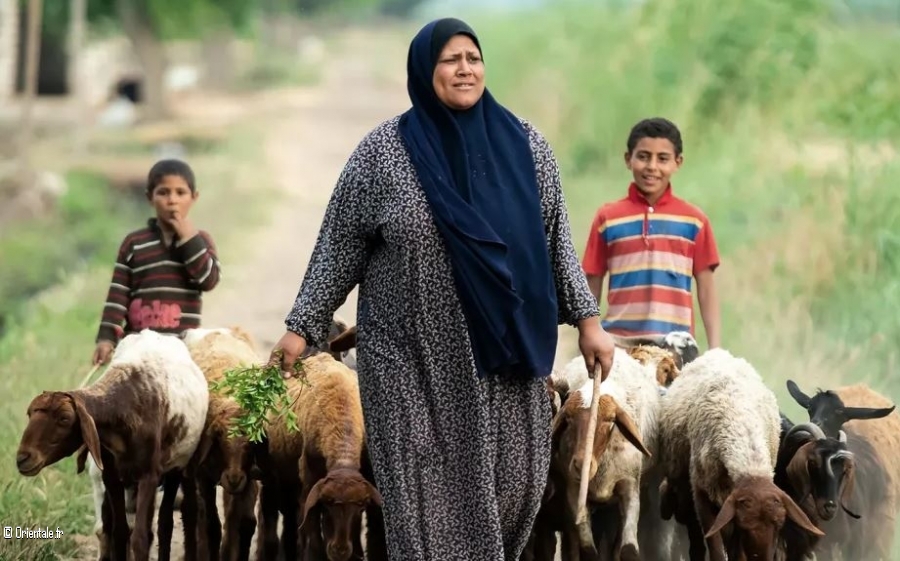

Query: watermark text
[[3, 526, 64, 540]]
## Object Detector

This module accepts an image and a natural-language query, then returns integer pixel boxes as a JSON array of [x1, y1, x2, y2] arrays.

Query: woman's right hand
[[92, 340, 114, 365], [269, 330, 308, 379]]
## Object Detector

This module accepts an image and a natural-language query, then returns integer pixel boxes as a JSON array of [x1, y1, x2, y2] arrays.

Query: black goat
[[786, 380, 895, 437]]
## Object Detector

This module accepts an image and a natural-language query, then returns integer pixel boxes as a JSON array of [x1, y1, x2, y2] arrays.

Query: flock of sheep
[[12, 317, 900, 561]]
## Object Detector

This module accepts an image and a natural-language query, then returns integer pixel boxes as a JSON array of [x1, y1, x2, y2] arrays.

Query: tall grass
[[476, 0, 900, 553]]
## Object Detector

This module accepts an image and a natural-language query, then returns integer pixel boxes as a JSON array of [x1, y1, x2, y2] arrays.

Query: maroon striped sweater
[[96, 218, 222, 344]]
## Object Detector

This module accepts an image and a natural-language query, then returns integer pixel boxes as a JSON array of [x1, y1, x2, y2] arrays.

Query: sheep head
[[553, 392, 651, 486], [299, 468, 383, 561], [17, 391, 102, 476], [704, 476, 824, 560], [786, 380, 896, 438]]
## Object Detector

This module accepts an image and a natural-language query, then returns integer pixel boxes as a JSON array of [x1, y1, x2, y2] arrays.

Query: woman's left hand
[[577, 318, 616, 381]]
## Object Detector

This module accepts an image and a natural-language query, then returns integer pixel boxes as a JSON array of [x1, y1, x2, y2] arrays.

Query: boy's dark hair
[[626, 118, 683, 156], [147, 159, 196, 194]]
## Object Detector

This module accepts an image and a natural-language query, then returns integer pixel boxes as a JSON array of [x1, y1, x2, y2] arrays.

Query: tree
[[81, 0, 260, 121]]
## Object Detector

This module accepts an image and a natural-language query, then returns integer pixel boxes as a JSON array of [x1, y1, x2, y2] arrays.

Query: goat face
[[300, 469, 383, 561], [705, 478, 824, 560], [17, 391, 102, 476], [783, 427, 857, 522], [786, 380, 896, 437]]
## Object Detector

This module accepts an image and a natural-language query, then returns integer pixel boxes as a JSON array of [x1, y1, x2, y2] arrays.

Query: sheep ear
[[328, 326, 357, 354], [785, 442, 813, 500], [779, 488, 825, 536], [365, 480, 384, 508], [194, 432, 215, 466], [69, 393, 103, 471], [299, 479, 325, 531], [786, 380, 812, 409], [704, 493, 736, 538], [613, 405, 651, 458], [75, 445, 89, 474]]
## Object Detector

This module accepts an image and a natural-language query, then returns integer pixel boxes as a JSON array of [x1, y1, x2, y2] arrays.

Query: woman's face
[[432, 34, 484, 111]]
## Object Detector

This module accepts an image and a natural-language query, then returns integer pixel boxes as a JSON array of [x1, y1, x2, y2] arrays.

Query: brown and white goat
[[658, 348, 824, 561], [16, 329, 206, 561], [182, 326, 267, 561]]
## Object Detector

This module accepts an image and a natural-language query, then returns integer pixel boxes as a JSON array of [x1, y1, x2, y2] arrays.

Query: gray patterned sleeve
[[284, 134, 375, 346], [526, 122, 600, 326]]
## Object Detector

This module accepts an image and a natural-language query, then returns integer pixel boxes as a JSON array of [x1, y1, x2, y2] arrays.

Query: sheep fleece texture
[[659, 348, 780, 506], [283, 117, 598, 560]]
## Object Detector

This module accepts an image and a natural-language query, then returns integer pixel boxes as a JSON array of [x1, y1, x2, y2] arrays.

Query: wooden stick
[[576, 362, 603, 525], [78, 363, 102, 389]]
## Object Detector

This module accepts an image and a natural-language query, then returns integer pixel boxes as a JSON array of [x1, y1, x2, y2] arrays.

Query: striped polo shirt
[[96, 218, 222, 344], [581, 183, 719, 337]]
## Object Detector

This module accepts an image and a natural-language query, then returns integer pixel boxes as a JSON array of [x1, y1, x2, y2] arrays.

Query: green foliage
[[208, 350, 304, 443]]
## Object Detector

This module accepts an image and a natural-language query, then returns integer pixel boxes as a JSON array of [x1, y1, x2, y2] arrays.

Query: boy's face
[[148, 174, 197, 225], [625, 137, 683, 202]]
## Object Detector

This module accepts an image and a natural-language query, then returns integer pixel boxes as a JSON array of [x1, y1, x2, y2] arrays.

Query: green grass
[[0, 120, 275, 560], [474, 1, 900, 555]]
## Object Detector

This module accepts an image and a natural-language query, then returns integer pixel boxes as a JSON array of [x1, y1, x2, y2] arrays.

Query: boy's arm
[[586, 274, 604, 306], [582, 210, 608, 310], [174, 230, 221, 292], [96, 239, 133, 344], [693, 215, 722, 349], [696, 269, 720, 349]]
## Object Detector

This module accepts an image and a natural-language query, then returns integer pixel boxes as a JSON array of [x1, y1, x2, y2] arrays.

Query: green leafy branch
[[209, 349, 306, 443]]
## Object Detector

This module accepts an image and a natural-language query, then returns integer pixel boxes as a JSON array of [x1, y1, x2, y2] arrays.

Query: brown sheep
[[293, 353, 385, 561], [181, 326, 267, 561]]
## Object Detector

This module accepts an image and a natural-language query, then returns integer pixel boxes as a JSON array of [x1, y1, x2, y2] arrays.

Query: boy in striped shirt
[[92, 159, 222, 365], [581, 118, 721, 348]]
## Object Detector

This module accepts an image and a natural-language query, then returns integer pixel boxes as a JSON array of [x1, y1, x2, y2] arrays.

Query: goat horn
[[839, 430, 847, 443], [785, 422, 826, 442]]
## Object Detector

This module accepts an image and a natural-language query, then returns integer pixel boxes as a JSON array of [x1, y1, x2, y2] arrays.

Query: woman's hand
[[577, 317, 616, 381], [269, 330, 308, 379]]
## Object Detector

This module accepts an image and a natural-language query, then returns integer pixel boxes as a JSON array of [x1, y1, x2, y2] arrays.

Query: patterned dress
[[285, 115, 598, 561]]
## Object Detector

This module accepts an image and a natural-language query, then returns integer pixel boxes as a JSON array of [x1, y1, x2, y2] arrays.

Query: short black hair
[[626, 118, 683, 156], [147, 159, 196, 194]]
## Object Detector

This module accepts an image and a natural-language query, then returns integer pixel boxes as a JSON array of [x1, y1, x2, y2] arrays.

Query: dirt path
[[201, 29, 409, 350]]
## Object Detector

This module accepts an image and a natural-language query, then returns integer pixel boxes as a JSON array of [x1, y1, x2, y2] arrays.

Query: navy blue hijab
[[397, 18, 559, 379]]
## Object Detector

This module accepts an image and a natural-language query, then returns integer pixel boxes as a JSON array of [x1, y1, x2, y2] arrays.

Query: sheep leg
[[617, 480, 641, 561], [255, 480, 280, 561], [129, 472, 161, 561], [100, 459, 129, 561], [156, 471, 181, 561], [197, 473, 221, 561], [180, 470, 200, 561], [364, 501, 387, 561], [280, 480, 300, 561], [223, 482, 258, 561], [692, 487, 725, 561]]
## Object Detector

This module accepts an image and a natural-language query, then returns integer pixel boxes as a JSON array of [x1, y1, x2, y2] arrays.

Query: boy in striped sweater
[[92, 159, 222, 365], [581, 118, 721, 348]]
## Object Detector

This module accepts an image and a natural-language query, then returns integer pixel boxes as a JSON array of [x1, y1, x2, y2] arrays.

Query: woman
[[270, 17, 615, 560]]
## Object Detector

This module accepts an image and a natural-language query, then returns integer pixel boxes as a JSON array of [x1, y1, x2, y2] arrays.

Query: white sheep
[[550, 346, 680, 560], [657, 347, 824, 561], [17, 329, 209, 561]]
